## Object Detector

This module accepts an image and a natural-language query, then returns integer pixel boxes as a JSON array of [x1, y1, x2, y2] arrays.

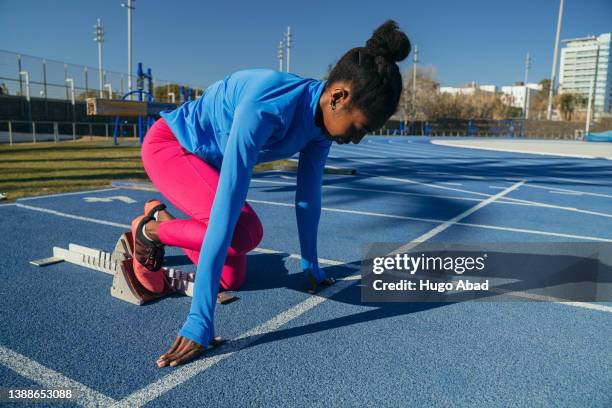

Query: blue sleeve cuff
[[179, 318, 214, 347]]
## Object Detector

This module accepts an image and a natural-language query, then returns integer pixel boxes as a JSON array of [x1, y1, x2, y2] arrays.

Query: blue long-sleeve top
[[159, 69, 331, 346]]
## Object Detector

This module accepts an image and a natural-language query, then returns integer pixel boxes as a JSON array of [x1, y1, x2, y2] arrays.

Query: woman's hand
[[157, 335, 223, 368]]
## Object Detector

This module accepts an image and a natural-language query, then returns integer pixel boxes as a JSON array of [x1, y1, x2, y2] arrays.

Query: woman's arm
[[179, 101, 281, 346], [295, 137, 332, 283]]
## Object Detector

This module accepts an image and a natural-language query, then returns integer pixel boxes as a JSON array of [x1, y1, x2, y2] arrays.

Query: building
[[439, 82, 497, 95], [559, 33, 611, 113], [500, 83, 542, 111]]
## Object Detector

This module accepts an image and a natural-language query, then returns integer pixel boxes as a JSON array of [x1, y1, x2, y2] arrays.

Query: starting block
[[31, 232, 237, 306]]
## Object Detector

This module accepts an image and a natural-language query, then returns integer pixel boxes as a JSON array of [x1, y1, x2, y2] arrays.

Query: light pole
[[278, 40, 284, 71], [20, 70, 32, 134], [121, 0, 135, 99], [66, 78, 76, 140], [585, 44, 600, 134], [94, 18, 104, 98], [285, 26, 292, 73], [523, 52, 531, 120], [412, 45, 418, 111], [546, 0, 564, 120]]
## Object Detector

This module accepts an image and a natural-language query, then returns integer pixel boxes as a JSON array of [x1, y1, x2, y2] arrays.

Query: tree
[[529, 79, 551, 119], [153, 83, 203, 103], [554, 92, 586, 121]]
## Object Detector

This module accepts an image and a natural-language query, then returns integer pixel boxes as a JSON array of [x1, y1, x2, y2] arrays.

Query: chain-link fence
[[0, 49, 205, 103]]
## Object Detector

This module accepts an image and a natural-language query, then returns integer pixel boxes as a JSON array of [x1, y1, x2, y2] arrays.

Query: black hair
[[327, 20, 411, 129]]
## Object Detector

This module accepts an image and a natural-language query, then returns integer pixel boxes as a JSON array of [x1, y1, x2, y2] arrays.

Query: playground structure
[[86, 62, 198, 145]]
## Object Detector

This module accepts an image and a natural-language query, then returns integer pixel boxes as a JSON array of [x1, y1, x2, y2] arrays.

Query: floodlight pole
[[523, 52, 531, 119], [66, 78, 76, 140], [122, 0, 135, 99], [20, 70, 32, 133], [546, 0, 564, 120], [585, 44, 600, 134], [285, 26, 292, 73], [94, 19, 105, 98], [278, 40, 284, 71], [412, 45, 418, 108]]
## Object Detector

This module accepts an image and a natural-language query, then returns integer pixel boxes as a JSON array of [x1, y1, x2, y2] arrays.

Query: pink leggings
[[141, 118, 263, 290]]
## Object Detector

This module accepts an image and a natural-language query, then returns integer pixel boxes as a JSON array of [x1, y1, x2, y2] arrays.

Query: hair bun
[[365, 20, 411, 63]]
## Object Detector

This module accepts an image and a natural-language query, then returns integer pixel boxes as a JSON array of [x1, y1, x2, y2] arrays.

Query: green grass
[[0, 138, 287, 202]]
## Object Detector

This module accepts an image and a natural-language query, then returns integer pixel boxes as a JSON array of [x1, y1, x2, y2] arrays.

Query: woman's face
[[319, 83, 373, 145]]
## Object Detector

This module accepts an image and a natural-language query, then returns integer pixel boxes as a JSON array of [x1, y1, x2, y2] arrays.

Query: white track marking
[[14, 203, 130, 229], [439, 182, 463, 186], [392, 181, 523, 254], [525, 183, 612, 199], [13, 193, 612, 243], [495, 291, 612, 312], [252, 177, 612, 218], [251, 178, 513, 205], [0, 345, 117, 407], [17, 187, 120, 201], [327, 156, 612, 219], [83, 196, 137, 204], [246, 199, 612, 241], [548, 191, 583, 196]]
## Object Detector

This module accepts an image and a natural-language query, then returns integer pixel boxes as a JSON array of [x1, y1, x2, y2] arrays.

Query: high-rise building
[[559, 33, 611, 113]]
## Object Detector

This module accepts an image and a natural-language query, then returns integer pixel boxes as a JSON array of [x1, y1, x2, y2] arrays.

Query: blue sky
[[1, 0, 611, 89]]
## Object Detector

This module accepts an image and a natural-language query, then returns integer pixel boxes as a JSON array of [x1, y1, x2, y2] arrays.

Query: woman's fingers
[[169, 347, 204, 367], [157, 336, 182, 361], [157, 336, 206, 368]]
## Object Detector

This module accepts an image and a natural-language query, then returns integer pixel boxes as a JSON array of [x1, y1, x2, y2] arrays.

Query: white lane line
[[549, 190, 582, 196], [0, 345, 117, 407], [246, 199, 612, 242], [392, 181, 524, 254], [454, 221, 612, 242], [496, 291, 612, 312], [15, 189, 612, 242], [338, 143, 612, 186], [439, 182, 463, 186], [248, 198, 444, 224], [328, 157, 612, 219], [252, 177, 612, 218], [251, 178, 514, 205], [526, 184, 612, 199], [14, 203, 130, 229], [17, 187, 121, 201]]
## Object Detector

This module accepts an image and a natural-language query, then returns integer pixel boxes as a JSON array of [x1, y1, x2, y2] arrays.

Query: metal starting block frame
[[31, 232, 236, 306]]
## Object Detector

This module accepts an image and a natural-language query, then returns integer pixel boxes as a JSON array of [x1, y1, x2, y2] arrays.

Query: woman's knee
[[230, 211, 263, 254]]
